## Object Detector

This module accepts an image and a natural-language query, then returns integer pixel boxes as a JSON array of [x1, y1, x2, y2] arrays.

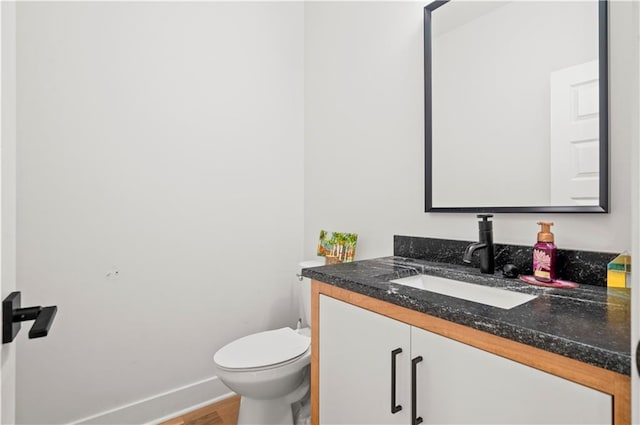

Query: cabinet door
[[410, 326, 612, 424], [319, 295, 411, 424]]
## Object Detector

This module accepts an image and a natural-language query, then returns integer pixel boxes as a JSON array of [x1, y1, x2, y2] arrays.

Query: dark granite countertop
[[302, 256, 631, 376]]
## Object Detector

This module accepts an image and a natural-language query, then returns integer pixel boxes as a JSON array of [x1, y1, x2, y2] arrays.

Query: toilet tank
[[298, 260, 325, 327]]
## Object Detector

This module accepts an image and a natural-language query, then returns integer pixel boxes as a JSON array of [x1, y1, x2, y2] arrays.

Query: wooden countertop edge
[[311, 280, 630, 425]]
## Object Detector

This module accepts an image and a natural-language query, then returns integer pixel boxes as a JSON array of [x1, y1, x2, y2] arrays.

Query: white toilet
[[213, 260, 323, 425]]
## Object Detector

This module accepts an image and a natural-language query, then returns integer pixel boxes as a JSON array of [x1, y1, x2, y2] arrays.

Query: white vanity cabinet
[[319, 294, 410, 424], [411, 325, 611, 424], [318, 293, 614, 425]]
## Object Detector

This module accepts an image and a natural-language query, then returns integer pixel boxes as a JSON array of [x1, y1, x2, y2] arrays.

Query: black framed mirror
[[424, 0, 608, 213]]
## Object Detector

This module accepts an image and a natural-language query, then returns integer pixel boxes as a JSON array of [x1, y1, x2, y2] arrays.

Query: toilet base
[[237, 369, 309, 425], [238, 396, 294, 425]]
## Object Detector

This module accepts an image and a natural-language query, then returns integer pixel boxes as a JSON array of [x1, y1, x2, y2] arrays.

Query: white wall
[[304, 1, 636, 260], [15, 2, 304, 423]]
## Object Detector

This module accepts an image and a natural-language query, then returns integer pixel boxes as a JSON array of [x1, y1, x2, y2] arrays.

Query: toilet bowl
[[213, 260, 323, 425]]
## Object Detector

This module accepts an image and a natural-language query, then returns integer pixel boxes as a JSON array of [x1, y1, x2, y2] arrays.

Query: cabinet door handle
[[411, 356, 423, 425], [391, 348, 403, 414]]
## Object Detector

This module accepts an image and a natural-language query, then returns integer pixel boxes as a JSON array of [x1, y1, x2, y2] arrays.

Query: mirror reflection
[[426, 0, 608, 212]]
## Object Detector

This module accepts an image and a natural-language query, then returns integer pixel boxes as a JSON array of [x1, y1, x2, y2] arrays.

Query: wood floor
[[158, 395, 240, 425]]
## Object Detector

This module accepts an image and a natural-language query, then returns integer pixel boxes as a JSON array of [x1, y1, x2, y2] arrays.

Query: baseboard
[[70, 376, 234, 425]]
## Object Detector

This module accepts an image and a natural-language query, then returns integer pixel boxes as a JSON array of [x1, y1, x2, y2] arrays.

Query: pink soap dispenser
[[533, 222, 557, 283]]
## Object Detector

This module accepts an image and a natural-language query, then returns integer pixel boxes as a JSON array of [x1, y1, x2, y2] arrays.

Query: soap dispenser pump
[[533, 222, 557, 283]]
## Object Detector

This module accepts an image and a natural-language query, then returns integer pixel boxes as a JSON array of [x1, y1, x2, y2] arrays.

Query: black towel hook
[[2, 292, 57, 343]]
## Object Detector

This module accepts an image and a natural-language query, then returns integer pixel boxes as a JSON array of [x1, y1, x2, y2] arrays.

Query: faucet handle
[[476, 214, 493, 233]]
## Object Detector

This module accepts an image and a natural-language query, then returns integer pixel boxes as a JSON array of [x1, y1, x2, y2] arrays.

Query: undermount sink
[[389, 274, 537, 310]]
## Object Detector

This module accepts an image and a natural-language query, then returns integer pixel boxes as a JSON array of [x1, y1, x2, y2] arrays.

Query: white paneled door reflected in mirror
[[424, 0, 608, 213]]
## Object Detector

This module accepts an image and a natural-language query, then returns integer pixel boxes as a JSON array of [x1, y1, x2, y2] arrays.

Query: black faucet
[[463, 214, 495, 274]]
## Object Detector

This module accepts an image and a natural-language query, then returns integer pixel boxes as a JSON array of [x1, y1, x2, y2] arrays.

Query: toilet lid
[[214, 327, 311, 370]]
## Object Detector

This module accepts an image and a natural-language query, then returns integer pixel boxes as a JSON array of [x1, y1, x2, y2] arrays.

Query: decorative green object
[[317, 230, 358, 263]]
